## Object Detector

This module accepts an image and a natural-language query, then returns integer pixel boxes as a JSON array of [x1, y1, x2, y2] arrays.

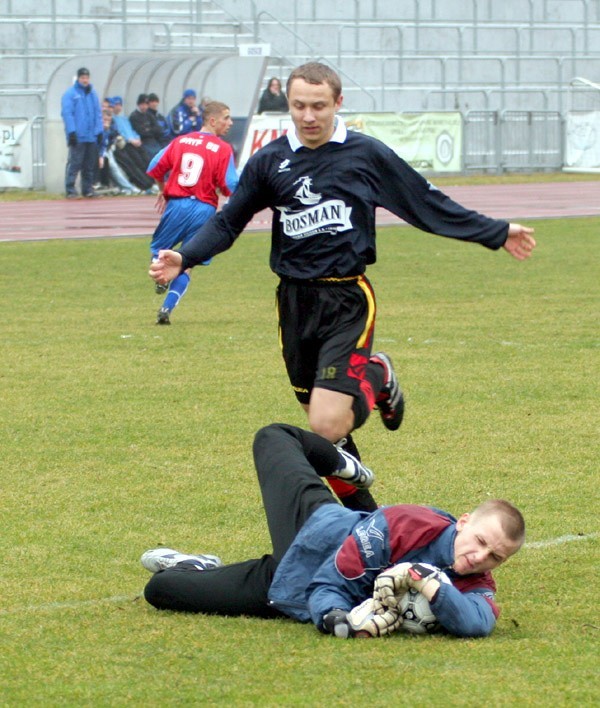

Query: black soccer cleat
[[156, 307, 171, 325], [370, 352, 404, 431]]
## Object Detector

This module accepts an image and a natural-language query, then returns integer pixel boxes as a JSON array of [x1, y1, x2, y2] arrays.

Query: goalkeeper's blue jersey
[[179, 118, 508, 279], [268, 503, 499, 638]]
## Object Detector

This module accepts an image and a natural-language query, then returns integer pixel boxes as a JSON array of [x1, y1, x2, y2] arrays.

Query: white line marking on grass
[[0, 593, 142, 616], [524, 532, 599, 549], [2, 532, 598, 617]]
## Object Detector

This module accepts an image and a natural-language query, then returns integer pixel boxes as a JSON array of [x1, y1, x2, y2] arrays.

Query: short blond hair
[[202, 100, 230, 122], [470, 499, 526, 547], [287, 62, 342, 101]]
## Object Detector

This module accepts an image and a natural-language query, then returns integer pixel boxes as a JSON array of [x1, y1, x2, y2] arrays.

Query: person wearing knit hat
[[167, 89, 202, 136], [147, 93, 172, 146], [110, 97, 157, 191], [60, 67, 102, 197]]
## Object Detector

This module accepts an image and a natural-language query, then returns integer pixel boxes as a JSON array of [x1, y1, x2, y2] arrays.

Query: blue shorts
[[150, 197, 216, 264]]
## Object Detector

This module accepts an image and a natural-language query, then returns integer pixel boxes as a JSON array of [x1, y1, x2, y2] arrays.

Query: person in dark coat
[[147, 93, 172, 147], [129, 93, 163, 160], [257, 77, 289, 113]]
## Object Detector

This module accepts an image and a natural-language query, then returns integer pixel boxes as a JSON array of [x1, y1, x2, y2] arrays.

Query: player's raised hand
[[503, 223, 536, 260], [149, 250, 183, 284]]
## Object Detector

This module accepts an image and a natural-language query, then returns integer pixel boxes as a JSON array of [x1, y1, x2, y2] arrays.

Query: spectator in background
[[147, 93, 172, 147], [111, 96, 143, 152], [257, 77, 289, 114], [129, 93, 163, 161], [61, 67, 103, 198], [110, 96, 158, 192], [98, 109, 141, 195], [168, 89, 202, 136]]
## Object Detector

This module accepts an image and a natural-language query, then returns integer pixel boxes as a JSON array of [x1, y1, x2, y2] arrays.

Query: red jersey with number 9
[[147, 131, 237, 206]]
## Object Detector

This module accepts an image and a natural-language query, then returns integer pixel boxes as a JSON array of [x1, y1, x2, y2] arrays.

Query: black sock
[[341, 488, 378, 512], [365, 359, 386, 399]]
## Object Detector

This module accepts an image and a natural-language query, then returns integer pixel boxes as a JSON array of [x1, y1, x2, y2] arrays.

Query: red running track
[[0, 181, 598, 242]]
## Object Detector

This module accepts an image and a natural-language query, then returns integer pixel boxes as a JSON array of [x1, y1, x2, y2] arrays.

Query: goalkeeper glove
[[322, 599, 402, 639], [406, 563, 444, 594], [372, 562, 413, 610]]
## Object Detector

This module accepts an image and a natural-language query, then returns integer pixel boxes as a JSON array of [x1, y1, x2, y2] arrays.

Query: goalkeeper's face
[[452, 512, 521, 575]]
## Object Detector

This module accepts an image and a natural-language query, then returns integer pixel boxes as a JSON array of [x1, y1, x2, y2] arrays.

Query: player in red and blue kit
[[146, 100, 239, 325], [149, 63, 536, 512], [141, 423, 525, 638]]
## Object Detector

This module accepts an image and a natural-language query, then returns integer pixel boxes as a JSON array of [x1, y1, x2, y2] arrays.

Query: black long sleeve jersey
[[179, 122, 509, 280]]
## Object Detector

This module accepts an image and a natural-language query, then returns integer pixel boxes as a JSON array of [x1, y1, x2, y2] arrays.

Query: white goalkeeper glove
[[322, 598, 402, 639], [372, 562, 413, 610], [404, 562, 445, 594]]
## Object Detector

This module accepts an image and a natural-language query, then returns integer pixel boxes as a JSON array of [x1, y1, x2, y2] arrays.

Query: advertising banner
[[0, 118, 33, 188], [343, 112, 462, 172], [238, 113, 293, 169], [565, 111, 600, 171], [238, 112, 462, 173]]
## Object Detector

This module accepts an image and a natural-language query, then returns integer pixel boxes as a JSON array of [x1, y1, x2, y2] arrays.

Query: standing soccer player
[[147, 101, 239, 325], [149, 62, 536, 511]]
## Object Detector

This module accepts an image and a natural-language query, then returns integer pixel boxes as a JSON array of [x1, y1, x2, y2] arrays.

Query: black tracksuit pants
[[144, 424, 339, 617]]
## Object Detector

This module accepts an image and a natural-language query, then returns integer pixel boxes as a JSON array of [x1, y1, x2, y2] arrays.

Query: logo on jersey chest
[[277, 174, 353, 239], [278, 200, 352, 239]]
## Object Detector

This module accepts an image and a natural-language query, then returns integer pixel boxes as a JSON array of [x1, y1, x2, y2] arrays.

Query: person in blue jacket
[[142, 423, 525, 638], [167, 89, 202, 136], [60, 67, 103, 198]]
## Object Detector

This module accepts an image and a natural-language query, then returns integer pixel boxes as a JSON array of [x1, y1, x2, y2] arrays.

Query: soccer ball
[[398, 588, 440, 634]]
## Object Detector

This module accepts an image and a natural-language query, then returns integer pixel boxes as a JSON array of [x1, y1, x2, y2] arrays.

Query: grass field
[[1, 216, 599, 705]]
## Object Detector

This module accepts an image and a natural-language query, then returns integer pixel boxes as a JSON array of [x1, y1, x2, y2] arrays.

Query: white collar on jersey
[[287, 115, 347, 152]]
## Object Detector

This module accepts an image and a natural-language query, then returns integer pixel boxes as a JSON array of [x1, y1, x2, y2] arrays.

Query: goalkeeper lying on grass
[[142, 424, 525, 638]]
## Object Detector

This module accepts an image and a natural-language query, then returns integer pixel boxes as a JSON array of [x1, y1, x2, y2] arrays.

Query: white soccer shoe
[[140, 547, 222, 573], [332, 449, 375, 489]]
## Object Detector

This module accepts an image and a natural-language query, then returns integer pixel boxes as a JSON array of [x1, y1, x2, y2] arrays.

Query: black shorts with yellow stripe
[[276, 275, 377, 405]]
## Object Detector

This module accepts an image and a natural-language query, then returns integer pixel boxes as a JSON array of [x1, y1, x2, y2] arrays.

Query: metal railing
[[31, 115, 46, 189], [463, 109, 563, 173], [0, 89, 45, 114]]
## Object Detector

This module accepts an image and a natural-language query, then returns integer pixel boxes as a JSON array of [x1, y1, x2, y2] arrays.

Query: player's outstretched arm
[[503, 223, 536, 260], [149, 250, 183, 284]]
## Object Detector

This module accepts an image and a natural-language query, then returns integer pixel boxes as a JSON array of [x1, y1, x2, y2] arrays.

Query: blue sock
[[163, 272, 191, 312]]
